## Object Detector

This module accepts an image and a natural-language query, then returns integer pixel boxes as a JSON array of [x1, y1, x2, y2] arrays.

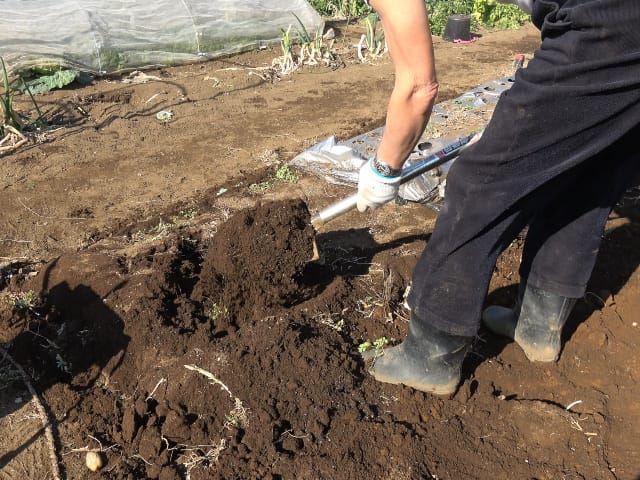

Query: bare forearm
[[370, 0, 438, 170], [377, 81, 438, 169]]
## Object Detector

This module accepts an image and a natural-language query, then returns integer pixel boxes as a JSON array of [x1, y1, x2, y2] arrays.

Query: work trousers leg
[[520, 139, 639, 297], [407, 0, 640, 336]]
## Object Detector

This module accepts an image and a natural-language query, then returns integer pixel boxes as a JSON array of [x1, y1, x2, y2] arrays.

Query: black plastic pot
[[443, 14, 472, 42]]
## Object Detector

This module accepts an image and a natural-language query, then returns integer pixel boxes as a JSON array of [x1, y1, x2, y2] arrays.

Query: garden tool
[[309, 130, 483, 261], [311, 131, 482, 229]]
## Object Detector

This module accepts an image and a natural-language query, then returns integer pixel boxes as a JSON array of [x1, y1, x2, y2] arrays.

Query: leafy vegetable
[[21, 69, 92, 94]]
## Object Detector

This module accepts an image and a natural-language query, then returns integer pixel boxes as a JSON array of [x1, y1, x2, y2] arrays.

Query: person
[[356, 0, 640, 395]]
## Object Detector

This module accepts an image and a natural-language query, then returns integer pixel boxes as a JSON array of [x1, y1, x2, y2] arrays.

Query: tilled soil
[[2, 195, 639, 479]]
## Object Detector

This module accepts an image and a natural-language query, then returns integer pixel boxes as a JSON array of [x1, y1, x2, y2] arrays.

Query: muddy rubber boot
[[482, 284, 577, 362], [481, 283, 525, 341], [369, 316, 472, 395]]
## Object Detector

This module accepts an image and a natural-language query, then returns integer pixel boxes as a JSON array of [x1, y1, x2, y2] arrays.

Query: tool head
[[310, 238, 321, 262]]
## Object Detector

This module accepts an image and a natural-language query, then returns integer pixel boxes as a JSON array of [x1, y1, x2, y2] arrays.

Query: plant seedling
[[208, 303, 228, 322], [358, 336, 389, 353]]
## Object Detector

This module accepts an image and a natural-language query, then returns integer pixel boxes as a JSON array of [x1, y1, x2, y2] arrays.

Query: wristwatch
[[372, 157, 401, 177]]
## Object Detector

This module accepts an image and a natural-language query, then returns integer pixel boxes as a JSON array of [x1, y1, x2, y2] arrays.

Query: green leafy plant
[[310, 0, 370, 19], [423, 0, 530, 36], [308, 0, 529, 37], [1, 57, 46, 141], [426, 0, 476, 36], [472, 0, 530, 29], [251, 165, 300, 191], [358, 336, 389, 353], [20, 68, 92, 94]]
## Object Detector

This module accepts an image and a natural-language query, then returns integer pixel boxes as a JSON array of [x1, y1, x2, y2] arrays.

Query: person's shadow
[[302, 227, 430, 294], [0, 256, 130, 473]]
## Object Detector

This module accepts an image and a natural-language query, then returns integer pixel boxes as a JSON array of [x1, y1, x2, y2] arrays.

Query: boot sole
[[371, 370, 459, 395]]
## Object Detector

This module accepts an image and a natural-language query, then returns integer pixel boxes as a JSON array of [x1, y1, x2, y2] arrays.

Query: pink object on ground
[[453, 36, 478, 44]]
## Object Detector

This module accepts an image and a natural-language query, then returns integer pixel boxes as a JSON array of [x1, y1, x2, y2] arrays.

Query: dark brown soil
[[194, 199, 316, 323], [1, 21, 638, 480]]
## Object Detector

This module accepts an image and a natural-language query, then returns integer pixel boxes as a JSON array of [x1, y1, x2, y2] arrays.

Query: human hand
[[356, 158, 401, 212], [496, 0, 533, 14]]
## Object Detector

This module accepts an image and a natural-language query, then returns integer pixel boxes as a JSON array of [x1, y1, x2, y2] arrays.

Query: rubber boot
[[369, 315, 472, 395], [482, 284, 577, 362]]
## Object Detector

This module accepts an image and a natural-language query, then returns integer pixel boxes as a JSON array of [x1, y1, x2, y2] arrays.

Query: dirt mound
[[194, 199, 316, 328]]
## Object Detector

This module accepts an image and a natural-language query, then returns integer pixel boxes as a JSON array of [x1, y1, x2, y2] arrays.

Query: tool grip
[[310, 131, 482, 229]]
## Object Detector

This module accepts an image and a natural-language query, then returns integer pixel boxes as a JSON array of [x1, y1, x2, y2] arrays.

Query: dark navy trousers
[[408, 0, 640, 336]]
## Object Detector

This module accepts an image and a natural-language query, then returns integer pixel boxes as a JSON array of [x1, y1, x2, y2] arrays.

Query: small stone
[[86, 451, 104, 471]]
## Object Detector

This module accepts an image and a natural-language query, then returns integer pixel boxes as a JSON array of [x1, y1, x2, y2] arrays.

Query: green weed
[[4, 290, 40, 314], [179, 208, 198, 220], [358, 336, 389, 353], [310, 0, 370, 19], [251, 165, 300, 192], [208, 304, 228, 322], [151, 218, 176, 239], [274, 165, 299, 183], [0, 364, 21, 390]]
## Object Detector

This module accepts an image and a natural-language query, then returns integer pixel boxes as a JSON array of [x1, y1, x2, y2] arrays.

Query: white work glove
[[496, 0, 534, 14], [356, 158, 401, 212]]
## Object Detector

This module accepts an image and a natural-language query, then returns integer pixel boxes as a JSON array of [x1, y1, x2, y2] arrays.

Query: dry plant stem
[[183, 364, 247, 427], [146, 377, 167, 401], [63, 435, 118, 455], [184, 364, 236, 400], [18, 198, 88, 221], [1, 347, 62, 480], [0, 125, 27, 153]]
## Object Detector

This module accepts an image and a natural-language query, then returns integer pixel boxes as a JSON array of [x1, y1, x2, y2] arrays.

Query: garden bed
[[1, 22, 638, 479]]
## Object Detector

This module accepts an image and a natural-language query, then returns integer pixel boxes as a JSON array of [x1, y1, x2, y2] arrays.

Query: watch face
[[375, 159, 391, 176], [373, 158, 399, 177]]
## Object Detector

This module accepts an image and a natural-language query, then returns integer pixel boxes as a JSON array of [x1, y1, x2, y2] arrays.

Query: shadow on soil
[[0, 258, 130, 472]]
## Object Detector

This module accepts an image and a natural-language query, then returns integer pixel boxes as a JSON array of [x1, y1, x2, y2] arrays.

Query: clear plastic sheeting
[[289, 130, 456, 206], [290, 76, 515, 207], [0, 0, 324, 75]]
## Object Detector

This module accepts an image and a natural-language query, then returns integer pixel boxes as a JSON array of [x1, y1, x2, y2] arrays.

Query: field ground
[[1, 21, 639, 480]]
